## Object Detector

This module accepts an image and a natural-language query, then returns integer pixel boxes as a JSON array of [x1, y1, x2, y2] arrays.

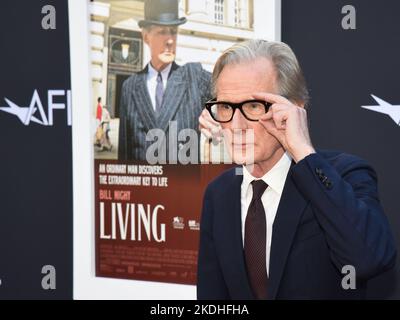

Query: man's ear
[[142, 30, 149, 45], [294, 100, 305, 109]]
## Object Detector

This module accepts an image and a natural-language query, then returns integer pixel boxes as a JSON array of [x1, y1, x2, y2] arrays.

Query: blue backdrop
[[282, 0, 400, 299], [0, 0, 72, 299]]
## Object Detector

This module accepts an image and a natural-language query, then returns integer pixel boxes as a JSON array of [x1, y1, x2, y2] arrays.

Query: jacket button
[[315, 168, 323, 175], [325, 181, 333, 189]]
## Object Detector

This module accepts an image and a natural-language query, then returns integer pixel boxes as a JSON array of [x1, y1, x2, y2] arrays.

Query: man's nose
[[230, 109, 248, 129], [166, 37, 174, 46]]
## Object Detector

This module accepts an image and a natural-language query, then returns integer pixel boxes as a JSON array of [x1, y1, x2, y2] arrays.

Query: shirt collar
[[147, 62, 172, 82], [242, 152, 292, 196]]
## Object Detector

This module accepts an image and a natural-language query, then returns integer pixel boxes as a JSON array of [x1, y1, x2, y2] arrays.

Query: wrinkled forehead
[[216, 59, 277, 101]]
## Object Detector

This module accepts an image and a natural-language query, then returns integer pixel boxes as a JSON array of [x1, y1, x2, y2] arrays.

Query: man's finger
[[259, 109, 273, 121], [199, 115, 221, 132], [260, 118, 285, 143], [259, 103, 287, 120], [201, 109, 220, 126], [252, 92, 292, 106], [201, 128, 223, 142], [201, 128, 213, 139], [271, 109, 289, 130]]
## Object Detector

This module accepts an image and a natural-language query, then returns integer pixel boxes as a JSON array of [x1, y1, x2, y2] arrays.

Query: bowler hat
[[138, 0, 187, 28]]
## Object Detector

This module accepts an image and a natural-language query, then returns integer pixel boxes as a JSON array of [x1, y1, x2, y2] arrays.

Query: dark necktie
[[244, 179, 268, 299], [155, 72, 164, 111]]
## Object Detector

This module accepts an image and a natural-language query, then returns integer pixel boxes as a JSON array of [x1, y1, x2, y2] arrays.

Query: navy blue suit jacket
[[197, 151, 396, 299]]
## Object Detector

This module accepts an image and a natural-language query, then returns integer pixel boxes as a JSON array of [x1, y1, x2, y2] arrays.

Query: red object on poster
[[96, 103, 102, 121]]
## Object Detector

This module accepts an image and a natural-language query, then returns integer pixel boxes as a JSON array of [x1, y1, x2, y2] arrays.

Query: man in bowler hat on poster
[[118, 0, 212, 161]]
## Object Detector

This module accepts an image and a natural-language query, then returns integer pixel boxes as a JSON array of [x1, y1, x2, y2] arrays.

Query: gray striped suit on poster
[[118, 62, 212, 161]]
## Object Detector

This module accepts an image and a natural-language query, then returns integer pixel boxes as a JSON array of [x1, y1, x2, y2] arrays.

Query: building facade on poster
[[90, 0, 271, 116]]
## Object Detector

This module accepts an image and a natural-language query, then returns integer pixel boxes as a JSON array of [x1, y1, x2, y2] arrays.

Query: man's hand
[[254, 92, 315, 163], [199, 109, 223, 143]]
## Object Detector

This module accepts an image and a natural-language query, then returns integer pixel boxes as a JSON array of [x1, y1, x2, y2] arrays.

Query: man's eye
[[247, 103, 263, 109]]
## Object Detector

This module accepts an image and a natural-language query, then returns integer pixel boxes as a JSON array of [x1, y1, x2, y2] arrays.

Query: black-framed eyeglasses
[[204, 99, 272, 123]]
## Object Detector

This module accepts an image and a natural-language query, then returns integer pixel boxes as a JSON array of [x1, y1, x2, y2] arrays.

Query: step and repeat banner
[[282, 0, 400, 299], [0, 0, 72, 299]]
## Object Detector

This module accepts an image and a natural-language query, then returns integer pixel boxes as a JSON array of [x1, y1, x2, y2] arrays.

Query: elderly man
[[118, 0, 211, 161], [197, 39, 396, 299]]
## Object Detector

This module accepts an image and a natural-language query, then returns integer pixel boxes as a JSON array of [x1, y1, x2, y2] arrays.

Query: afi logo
[[361, 95, 400, 126], [0, 89, 71, 126]]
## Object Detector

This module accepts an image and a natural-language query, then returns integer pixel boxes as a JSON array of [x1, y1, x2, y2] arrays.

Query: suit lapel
[[157, 62, 186, 132], [268, 163, 309, 299], [168, 61, 179, 78], [132, 66, 157, 132]]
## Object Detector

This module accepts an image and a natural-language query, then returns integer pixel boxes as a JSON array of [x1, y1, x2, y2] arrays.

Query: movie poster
[[90, 0, 270, 285]]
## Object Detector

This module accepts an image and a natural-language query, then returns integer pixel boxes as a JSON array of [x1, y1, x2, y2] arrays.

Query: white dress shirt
[[241, 152, 292, 275], [147, 62, 172, 111]]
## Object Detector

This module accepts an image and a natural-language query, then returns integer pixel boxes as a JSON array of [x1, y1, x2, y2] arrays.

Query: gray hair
[[141, 25, 154, 33], [212, 39, 309, 107]]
